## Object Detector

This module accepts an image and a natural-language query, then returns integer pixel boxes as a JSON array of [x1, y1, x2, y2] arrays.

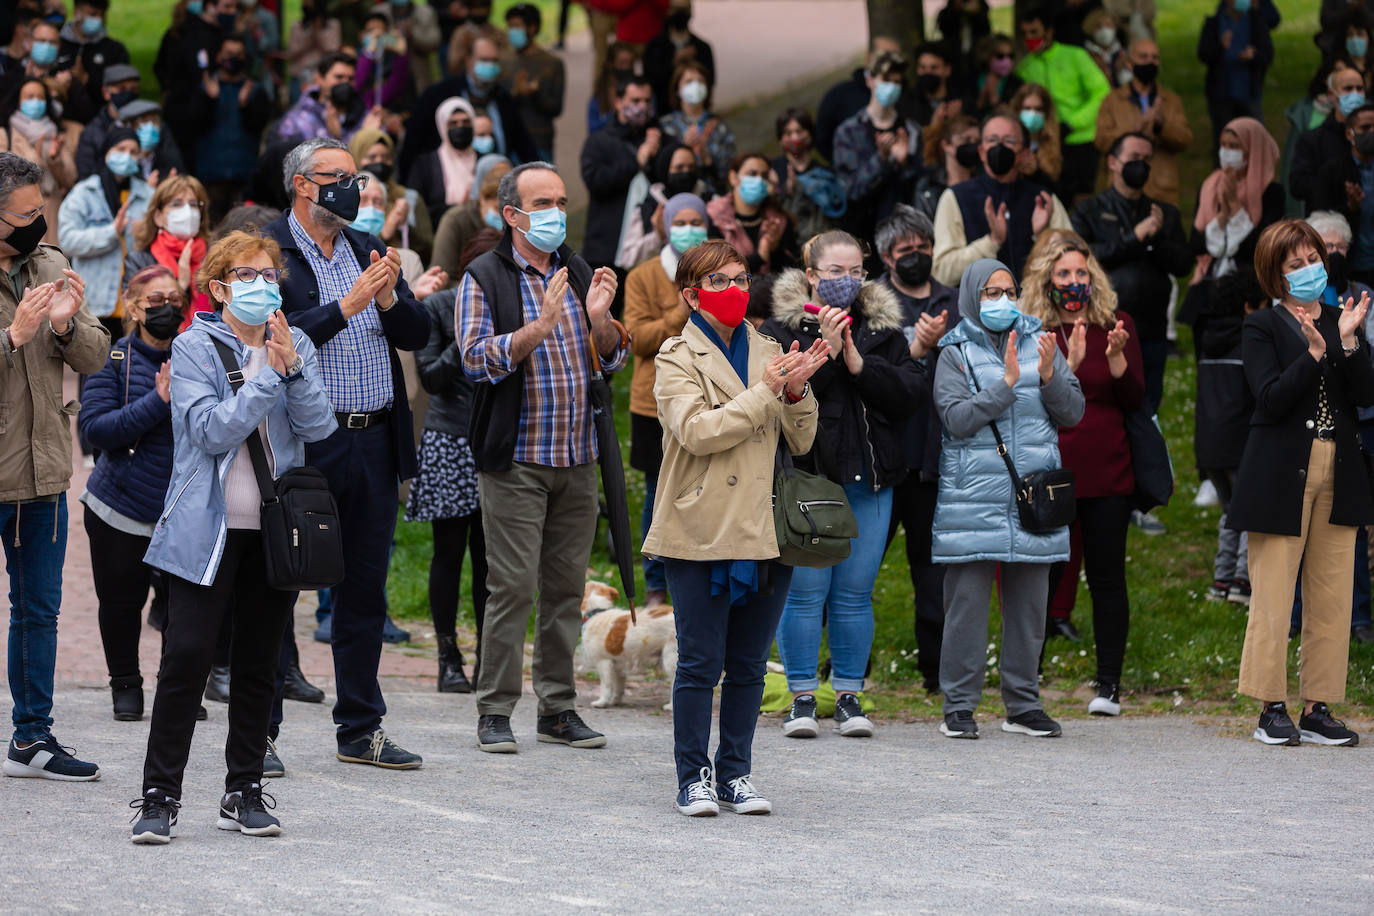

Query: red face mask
[[1024, 36, 1045, 52], [781, 135, 810, 156], [694, 286, 749, 328]]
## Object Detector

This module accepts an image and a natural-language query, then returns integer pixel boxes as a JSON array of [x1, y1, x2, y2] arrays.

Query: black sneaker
[[781, 694, 819, 738], [336, 729, 423, 768], [477, 715, 518, 753], [537, 710, 607, 748], [263, 738, 285, 778], [129, 790, 180, 844], [1088, 682, 1121, 717], [939, 710, 979, 739], [1298, 702, 1360, 747], [833, 692, 874, 737], [380, 614, 411, 644], [4, 735, 100, 781], [111, 676, 143, 721], [1002, 709, 1063, 737], [1253, 701, 1301, 746], [217, 784, 282, 837]]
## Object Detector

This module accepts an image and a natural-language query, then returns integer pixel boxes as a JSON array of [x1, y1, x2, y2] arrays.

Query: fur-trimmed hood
[[767, 268, 905, 333]]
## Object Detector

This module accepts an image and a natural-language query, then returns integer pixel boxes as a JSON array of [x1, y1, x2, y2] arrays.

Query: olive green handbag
[[773, 439, 858, 568]]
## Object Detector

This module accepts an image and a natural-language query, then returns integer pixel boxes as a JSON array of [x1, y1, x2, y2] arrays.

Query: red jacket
[[587, 0, 670, 44], [1052, 310, 1145, 499]]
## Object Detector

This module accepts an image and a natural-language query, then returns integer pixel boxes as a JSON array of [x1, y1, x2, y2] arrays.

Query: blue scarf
[[689, 310, 760, 605]]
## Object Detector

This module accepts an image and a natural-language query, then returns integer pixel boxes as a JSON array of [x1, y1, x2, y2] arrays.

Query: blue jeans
[[665, 558, 791, 791], [4, 495, 67, 742], [775, 483, 892, 692], [640, 468, 666, 593]]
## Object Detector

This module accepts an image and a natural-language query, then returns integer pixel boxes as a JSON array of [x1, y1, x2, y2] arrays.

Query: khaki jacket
[[623, 252, 688, 418], [0, 243, 110, 502], [1094, 85, 1193, 205], [642, 320, 817, 562]]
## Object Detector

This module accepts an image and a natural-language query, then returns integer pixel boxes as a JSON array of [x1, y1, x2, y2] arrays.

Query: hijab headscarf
[[99, 126, 139, 218], [348, 128, 398, 188], [1193, 117, 1279, 232], [660, 192, 709, 277], [435, 96, 478, 206], [957, 257, 1016, 356]]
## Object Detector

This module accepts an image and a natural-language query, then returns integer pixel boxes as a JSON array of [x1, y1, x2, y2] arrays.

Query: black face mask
[[220, 56, 245, 76], [0, 214, 46, 257], [1355, 130, 1374, 158], [985, 143, 1017, 177], [894, 251, 933, 288], [666, 10, 690, 30], [916, 73, 943, 97], [664, 171, 698, 196], [1121, 159, 1151, 190], [954, 141, 981, 169], [110, 89, 138, 109], [141, 304, 183, 340], [1328, 251, 1349, 295], [312, 178, 360, 221], [1132, 63, 1159, 85], [447, 125, 474, 150], [328, 82, 356, 111], [365, 161, 393, 184], [217, 12, 237, 31]]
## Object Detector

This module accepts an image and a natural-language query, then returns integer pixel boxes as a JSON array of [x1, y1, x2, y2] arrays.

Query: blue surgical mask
[[737, 175, 769, 206], [1233, 0, 1251, 11], [1285, 261, 1329, 304], [980, 295, 1020, 332], [669, 224, 707, 253], [80, 16, 103, 36], [223, 276, 283, 325], [473, 60, 502, 84], [1350, 37, 1369, 59], [351, 205, 386, 235], [817, 275, 862, 310], [1019, 108, 1046, 133], [136, 121, 160, 150], [1339, 91, 1367, 117], [19, 99, 47, 121], [105, 150, 140, 178], [30, 41, 58, 66], [187, 0, 204, 15], [472, 134, 495, 155], [483, 208, 505, 230], [508, 26, 530, 50], [874, 80, 902, 109], [515, 206, 566, 252]]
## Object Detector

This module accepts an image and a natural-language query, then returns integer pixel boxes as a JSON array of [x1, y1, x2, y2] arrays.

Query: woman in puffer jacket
[[758, 229, 925, 741], [932, 258, 1084, 741]]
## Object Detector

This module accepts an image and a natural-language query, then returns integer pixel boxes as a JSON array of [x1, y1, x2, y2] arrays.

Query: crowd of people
[[0, 0, 1370, 835]]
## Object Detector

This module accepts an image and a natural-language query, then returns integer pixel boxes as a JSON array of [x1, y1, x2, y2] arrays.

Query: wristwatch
[[280, 355, 304, 380], [785, 381, 810, 403]]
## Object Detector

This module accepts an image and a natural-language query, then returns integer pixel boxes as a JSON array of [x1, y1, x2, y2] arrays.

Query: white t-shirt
[[223, 345, 277, 530]]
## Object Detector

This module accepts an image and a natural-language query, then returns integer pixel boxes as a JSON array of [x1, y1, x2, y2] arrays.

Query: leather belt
[[335, 408, 390, 430], [1315, 427, 1336, 441]]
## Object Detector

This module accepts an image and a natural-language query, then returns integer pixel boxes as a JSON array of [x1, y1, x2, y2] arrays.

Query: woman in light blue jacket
[[56, 126, 152, 329], [130, 232, 336, 846], [932, 258, 1084, 742]]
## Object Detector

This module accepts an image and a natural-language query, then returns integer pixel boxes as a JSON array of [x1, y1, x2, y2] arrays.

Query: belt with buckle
[[335, 408, 390, 430], [1316, 426, 1336, 441]]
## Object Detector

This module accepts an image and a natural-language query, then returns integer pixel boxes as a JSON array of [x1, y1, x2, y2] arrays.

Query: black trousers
[[141, 530, 295, 798], [84, 506, 155, 682], [884, 477, 945, 688], [1047, 495, 1133, 684], [430, 512, 488, 651]]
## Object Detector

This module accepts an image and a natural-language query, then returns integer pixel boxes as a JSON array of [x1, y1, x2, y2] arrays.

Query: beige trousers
[[1238, 440, 1354, 703]]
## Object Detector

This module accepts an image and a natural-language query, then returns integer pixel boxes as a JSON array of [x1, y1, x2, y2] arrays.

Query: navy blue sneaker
[[675, 767, 718, 817], [716, 774, 771, 814], [381, 615, 410, 644], [4, 735, 100, 781], [129, 790, 180, 844], [217, 784, 282, 837], [337, 729, 422, 769], [263, 737, 285, 778], [313, 612, 332, 644]]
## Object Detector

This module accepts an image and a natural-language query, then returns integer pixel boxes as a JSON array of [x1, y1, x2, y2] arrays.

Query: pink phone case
[[803, 303, 852, 324]]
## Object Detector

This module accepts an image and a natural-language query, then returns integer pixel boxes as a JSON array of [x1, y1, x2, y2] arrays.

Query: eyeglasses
[[224, 266, 281, 283], [815, 267, 867, 281], [303, 170, 369, 190], [984, 136, 1022, 148], [980, 285, 1019, 301], [702, 272, 752, 292], [0, 206, 43, 225], [143, 292, 185, 308]]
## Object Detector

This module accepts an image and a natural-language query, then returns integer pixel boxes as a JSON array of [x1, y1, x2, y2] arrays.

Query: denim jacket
[[55, 173, 152, 317], [143, 312, 338, 585]]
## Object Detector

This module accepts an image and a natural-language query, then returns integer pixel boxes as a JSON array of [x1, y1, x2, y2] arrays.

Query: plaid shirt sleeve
[[457, 271, 515, 382], [602, 336, 629, 373]]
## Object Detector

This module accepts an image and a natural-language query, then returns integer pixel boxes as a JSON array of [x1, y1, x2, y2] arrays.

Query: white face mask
[[1218, 148, 1245, 171], [679, 79, 708, 107], [1094, 27, 1116, 47], [164, 203, 201, 240]]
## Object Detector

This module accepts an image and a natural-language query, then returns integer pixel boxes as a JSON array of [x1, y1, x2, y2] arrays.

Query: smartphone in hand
[[803, 302, 852, 325]]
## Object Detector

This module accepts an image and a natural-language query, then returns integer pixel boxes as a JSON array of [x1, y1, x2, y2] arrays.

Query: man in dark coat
[[578, 74, 658, 275], [1291, 65, 1367, 210], [57, 0, 128, 116], [1311, 104, 1374, 287]]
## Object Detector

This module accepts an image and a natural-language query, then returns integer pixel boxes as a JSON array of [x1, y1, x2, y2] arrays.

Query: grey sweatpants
[[939, 560, 1050, 717]]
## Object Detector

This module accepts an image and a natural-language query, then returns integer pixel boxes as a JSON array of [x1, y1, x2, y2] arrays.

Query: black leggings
[[430, 512, 488, 651], [84, 506, 159, 682], [1047, 495, 1133, 684], [884, 477, 945, 686]]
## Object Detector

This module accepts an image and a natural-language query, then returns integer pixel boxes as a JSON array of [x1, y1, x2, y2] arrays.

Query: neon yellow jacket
[[1014, 42, 1111, 145]]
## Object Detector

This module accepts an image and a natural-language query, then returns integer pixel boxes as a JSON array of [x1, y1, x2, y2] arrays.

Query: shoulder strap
[[211, 337, 278, 505], [957, 343, 1022, 483]]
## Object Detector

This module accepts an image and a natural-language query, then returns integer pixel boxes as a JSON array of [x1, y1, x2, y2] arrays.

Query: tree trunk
[[865, 0, 924, 52]]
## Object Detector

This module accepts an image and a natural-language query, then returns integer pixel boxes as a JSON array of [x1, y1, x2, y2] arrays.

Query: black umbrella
[[587, 361, 637, 624]]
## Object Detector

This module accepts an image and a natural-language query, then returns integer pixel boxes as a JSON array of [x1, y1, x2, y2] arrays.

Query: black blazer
[[1229, 304, 1374, 536], [262, 215, 432, 480]]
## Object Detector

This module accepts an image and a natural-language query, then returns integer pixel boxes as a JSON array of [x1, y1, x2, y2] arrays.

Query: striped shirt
[[457, 249, 628, 467], [287, 212, 393, 412]]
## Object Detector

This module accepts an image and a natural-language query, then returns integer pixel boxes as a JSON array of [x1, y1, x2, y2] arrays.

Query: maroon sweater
[[1051, 310, 1146, 499]]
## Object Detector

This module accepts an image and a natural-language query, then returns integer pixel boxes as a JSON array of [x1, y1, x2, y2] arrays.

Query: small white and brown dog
[[580, 582, 677, 710]]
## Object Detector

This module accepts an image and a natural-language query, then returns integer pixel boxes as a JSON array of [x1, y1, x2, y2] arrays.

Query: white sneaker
[[1193, 479, 1219, 507], [675, 767, 719, 816]]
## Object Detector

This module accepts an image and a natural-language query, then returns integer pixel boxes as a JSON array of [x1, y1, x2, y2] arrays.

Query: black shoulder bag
[[959, 344, 1075, 533], [212, 339, 345, 591]]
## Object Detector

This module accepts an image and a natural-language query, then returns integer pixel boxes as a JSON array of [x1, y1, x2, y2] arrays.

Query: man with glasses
[[0, 152, 109, 781], [932, 111, 1071, 286], [456, 161, 628, 753], [264, 138, 432, 770]]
